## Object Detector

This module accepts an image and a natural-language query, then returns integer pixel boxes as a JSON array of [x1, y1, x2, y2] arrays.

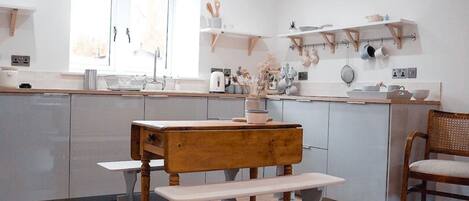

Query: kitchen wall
[[1, 0, 468, 113], [273, 0, 469, 113], [0, 0, 70, 72], [198, 0, 277, 78], [272, 0, 469, 199]]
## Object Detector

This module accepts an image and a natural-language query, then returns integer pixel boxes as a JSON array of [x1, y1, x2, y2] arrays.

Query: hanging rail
[[289, 33, 417, 50]]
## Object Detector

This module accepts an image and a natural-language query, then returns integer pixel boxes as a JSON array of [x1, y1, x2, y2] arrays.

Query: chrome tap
[[143, 48, 170, 90]]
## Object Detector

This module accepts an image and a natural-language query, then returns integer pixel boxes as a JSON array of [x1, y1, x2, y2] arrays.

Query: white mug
[[374, 46, 389, 59]]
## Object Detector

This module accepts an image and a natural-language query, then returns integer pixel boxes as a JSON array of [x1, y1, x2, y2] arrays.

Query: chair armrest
[[403, 131, 428, 169]]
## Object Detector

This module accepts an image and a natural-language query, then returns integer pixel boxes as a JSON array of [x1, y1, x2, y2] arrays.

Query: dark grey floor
[[45, 192, 161, 201]]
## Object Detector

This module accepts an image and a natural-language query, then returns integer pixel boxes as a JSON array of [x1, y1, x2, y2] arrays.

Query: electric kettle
[[209, 71, 228, 93]]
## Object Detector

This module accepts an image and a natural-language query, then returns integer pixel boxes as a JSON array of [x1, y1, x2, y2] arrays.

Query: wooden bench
[[98, 160, 164, 201], [155, 173, 345, 201]]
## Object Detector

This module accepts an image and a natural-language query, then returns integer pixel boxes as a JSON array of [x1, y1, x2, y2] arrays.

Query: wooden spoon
[[214, 0, 221, 17], [206, 3, 215, 17]]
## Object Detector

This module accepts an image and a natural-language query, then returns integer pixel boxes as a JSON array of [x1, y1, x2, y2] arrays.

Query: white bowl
[[412, 90, 430, 100]]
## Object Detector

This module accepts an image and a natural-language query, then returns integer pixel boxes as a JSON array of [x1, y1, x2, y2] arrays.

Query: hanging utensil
[[341, 45, 355, 87], [206, 3, 215, 17]]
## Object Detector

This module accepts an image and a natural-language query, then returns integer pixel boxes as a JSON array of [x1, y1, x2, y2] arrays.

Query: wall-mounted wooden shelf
[[200, 28, 270, 56], [278, 19, 416, 55], [0, 3, 36, 37]]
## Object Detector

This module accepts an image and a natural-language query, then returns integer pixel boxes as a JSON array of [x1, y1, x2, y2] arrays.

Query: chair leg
[[401, 170, 409, 201], [421, 181, 427, 201]]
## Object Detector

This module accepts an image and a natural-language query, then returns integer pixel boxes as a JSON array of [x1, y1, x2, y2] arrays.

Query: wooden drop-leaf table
[[131, 120, 303, 201]]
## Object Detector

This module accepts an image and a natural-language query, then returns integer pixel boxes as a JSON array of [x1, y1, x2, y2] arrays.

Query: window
[[70, 0, 171, 75]]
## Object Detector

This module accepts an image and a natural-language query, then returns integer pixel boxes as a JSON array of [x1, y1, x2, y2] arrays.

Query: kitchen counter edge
[[0, 88, 441, 105]]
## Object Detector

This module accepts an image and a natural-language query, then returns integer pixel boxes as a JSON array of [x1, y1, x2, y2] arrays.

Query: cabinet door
[[0, 94, 70, 201], [70, 95, 144, 198], [266, 99, 283, 121], [206, 97, 245, 183], [283, 100, 329, 149], [207, 97, 245, 120], [145, 96, 207, 120], [327, 103, 389, 201], [263, 99, 283, 178], [145, 96, 207, 186]]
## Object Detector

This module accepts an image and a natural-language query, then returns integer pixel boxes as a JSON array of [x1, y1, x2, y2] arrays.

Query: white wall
[[273, 0, 469, 113], [1, 0, 468, 113], [198, 0, 277, 78], [0, 0, 70, 72]]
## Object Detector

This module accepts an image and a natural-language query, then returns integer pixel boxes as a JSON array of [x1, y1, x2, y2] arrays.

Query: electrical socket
[[392, 68, 408, 79], [223, 69, 232, 77], [298, 72, 308, 80], [11, 55, 30, 67], [407, 68, 417, 79], [210, 68, 223, 73], [392, 68, 417, 79]]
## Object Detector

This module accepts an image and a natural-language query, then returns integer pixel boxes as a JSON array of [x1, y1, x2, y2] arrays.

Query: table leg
[[141, 151, 151, 201], [283, 165, 292, 201], [169, 173, 180, 186], [223, 169, 240, 201], [249, 168, 258, 201]]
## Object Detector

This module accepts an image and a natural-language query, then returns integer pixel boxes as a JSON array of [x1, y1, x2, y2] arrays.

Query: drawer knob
[[147, 134, 157, 142]]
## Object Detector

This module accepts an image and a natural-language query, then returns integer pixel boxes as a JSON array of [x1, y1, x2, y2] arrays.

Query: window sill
[[61, 71, 205, 81]]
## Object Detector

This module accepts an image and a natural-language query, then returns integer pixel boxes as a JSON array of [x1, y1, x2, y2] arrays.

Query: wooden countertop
[[0, 88, 441, 105], [266, 95, 441, 105], [132, 120, 302, 131], [0, 88, 247, 98]]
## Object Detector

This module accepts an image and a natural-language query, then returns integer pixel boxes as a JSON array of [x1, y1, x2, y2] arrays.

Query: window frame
[[69, 0, 172, 76]]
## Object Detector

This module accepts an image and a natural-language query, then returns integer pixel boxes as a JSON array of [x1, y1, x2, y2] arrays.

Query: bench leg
[[123, 170, 138, 201], [222, 168, 240, 201], [300, 188, 323, 201]]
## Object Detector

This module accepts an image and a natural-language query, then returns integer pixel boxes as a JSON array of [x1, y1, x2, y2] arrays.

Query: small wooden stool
[[98, 160, 164, 201]]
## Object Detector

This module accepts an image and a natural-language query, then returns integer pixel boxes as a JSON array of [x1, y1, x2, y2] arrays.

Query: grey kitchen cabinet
[[283, 100, 329, 149], [207, 97, 245, 120], [266, 99, 283, 121], [145, 96, 208, 120], [263, 99, 283, 178], [0, 94, 70, 201], [326, 103, 438, 201], [70, 94, 145, 198], [144, 96, 208, 186], [327, 103, 390, 201], [264, 100, 329, 179], [206, 97, 245, 183]]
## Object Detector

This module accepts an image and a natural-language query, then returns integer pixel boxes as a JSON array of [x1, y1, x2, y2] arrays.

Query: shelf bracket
[[9, 9, 18, 37], [289, 37, 304, 56], [344, 29, 360, 52], [210, 33, 220, 52], [248, 37, 260, 56], [320, 32, 336, 54], [386, 24, 403, 49]]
